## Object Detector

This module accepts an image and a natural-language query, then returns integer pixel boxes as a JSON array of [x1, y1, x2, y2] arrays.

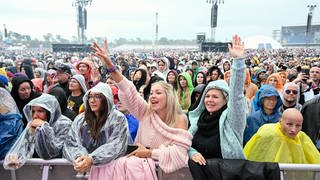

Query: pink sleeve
[[117, 78, 148, 121], [151, 144, 190, 173]]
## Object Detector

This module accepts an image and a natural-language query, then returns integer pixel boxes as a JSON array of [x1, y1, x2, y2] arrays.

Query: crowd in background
[[0, 40, 320, 179]]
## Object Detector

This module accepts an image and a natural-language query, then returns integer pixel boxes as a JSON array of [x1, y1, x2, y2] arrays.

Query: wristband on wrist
[[106, 65, 116, 73]]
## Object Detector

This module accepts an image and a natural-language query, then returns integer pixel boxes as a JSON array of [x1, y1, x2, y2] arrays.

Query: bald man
[[279, 108, 303, 139], [244, 108, 320, 164]]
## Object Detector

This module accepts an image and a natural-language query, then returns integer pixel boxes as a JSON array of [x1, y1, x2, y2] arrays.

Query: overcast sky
[[0, 0, 319, 42]]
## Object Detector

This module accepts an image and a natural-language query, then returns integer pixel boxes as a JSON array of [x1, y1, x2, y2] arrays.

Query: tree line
[[0, 31, 196, 48]]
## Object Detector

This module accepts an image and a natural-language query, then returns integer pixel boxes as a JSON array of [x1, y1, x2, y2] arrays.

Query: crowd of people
[[0, 35, 319, 179]]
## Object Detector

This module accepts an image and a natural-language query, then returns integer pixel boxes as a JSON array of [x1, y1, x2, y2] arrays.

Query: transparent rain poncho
[[0, 87, 24, 160], [63, 82, 129, 165], [3, 94, 72, 170]]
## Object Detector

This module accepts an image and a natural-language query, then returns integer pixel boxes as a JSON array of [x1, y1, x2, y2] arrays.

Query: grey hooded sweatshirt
[[3, 94, 72, 170], [63, 82, 128, 165]]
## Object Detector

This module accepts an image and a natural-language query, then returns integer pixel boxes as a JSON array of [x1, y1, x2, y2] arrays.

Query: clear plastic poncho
[[63, 82, 129, 165], [0, 87, 24, 160], [3, 94, 72, 170]]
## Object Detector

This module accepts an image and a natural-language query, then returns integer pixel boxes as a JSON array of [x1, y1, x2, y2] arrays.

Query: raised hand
[[91, 39, 113, 67], [228, 35, 245, 58], [91, 39, 124, 83]]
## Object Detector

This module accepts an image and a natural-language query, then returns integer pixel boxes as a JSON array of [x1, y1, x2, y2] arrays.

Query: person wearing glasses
[[63, 82, 128, 173], [279, 82, 302, 113], [67, 74, 88, 115], [89, 40, 192, 179]]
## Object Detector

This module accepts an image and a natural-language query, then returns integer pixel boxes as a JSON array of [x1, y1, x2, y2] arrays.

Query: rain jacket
[[266, 73, 283, 94], [220, 59, 231, 74], [244, 85, 282, 145], [191, 60, 200, 82], [124, 114, 139, 141], [244, 123, 320, 164], [120, 60, 130, 79], [177, 72, 194, 113], [0, 88, 23, 160], [3, 94, 72, 169], [63, 82, 128, 165], [301, 96, 320, 147], [11, 76, 41, 127], [188, 58, 247, 159], [75, 58, 100, 89], [154, 57, 170, 79]]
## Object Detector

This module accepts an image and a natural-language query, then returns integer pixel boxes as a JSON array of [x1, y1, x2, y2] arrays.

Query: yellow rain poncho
[[244, 123, 320, 164]]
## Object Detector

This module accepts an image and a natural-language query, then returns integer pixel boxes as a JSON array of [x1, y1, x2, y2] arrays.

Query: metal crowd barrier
[[0, 159, 85, 180], [1, 159, 320, 180], [279, 163, 320, 180]]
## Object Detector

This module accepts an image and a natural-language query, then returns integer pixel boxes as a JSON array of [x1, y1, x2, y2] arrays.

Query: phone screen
[[125, 145, 138, 155], [302, 69, 310, 75]]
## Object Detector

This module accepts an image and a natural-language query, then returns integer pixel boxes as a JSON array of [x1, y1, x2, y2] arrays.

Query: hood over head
[[0, 87, 19, 114], [83, 82, 114, 113], [23, 94, 61, 125], [258, 85, 282, 112], [11, 76, 34, 100], [71, 74, 88, 93], [190, 80, 229, 116]]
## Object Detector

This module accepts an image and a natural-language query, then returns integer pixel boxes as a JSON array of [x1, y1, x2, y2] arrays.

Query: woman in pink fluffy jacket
[[89, 40, 193, 179]]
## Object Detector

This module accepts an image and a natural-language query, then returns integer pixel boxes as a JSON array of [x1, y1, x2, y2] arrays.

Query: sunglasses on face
[[285, 89, 298, 95]]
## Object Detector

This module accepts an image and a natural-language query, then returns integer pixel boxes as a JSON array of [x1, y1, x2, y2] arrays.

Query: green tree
[[43, 33, 54, 42], [114, 38, 128, 46], [158, 37, 169, 45]]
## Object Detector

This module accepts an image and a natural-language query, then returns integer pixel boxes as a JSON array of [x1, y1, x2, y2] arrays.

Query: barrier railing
[[279, 164, 320, 180], [1, 159, 320, 180]]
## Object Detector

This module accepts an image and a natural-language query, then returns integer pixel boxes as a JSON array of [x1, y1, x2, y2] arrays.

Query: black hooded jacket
[[11, 76, 41, 127], [120, 60, 130, 79], [301, 96, 320, 147], [133, 68, 147, 92], [207, 65, 224, 82]]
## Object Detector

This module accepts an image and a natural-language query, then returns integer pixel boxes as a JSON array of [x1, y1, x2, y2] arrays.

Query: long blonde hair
[[147, 81, 183, 128]]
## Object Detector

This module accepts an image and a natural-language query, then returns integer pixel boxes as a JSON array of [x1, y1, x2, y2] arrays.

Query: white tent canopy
[[244, 35, 282, 49]]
